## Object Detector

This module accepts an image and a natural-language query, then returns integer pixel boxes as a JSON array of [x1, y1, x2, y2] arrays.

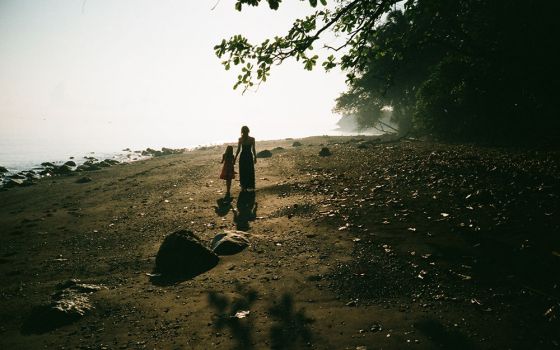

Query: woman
[[234, 125, 256, 191]]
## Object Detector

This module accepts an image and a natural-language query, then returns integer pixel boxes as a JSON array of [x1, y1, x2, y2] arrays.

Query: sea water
[[0, 125, 377, 174]]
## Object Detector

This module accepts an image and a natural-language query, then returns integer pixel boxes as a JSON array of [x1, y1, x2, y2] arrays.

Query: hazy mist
[[0, 0, 347, 160]]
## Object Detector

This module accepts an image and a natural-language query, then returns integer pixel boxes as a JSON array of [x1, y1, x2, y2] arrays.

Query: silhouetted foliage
[[217, 0, 558, 144]]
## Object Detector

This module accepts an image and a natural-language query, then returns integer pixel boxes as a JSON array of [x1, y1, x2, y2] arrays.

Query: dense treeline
[[216, 0, 558, 144]]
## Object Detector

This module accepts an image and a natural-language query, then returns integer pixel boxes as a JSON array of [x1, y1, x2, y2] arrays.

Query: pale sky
[[0, 0, 348, 152]]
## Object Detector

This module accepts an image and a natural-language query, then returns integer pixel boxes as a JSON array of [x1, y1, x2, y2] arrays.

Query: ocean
[[0, 126, 373, 174]]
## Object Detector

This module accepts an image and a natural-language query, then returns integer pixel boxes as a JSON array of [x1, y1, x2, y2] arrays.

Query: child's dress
[[220, 156, 236, 180]]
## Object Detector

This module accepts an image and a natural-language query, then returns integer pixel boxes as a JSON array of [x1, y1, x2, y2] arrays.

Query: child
[[220, 145, 236, 196]]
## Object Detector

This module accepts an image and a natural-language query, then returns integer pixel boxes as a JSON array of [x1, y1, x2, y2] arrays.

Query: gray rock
[[154, 230, 219, 279], [256, 150, 273, 158], [319, 147, 332, 157], [210, 230, 250, 255], [0, 166, 7, 173], [41, 162, 56, 168], [64, 161, 76, 167]]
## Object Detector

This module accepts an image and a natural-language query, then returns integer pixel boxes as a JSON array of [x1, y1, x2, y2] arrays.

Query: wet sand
[[0, 136, 559, 349]]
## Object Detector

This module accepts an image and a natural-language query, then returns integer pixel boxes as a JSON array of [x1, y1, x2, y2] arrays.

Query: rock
[[256, 150, 273, 158], [76, 161, 102, 171], [41, 162, 56, 168], [142, 148, 161, 156], [122, 148, 131, 151], [95, 161, 111, 168], [10, 173, 26, 179], [64, 160, 76, 167], [5, 178, 25, 188], [39, 169, 54, 176], [26, 172, 41, 180], [319, 147, 332, 156], [210, 230, 250, 255], [103, 159, 119, 165], [53, 164, 73, 174], [76, 176, 92, 183], [154, 230, 219, 279], [161, 147, 174, 155], [272, 147, 284, 151], [292, 141, 302, 147], [0, 166, 8, 173], [22, 279, 103, 334]]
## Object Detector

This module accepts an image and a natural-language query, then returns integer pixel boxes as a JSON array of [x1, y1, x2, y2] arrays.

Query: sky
[[0, 0, 349, 156]]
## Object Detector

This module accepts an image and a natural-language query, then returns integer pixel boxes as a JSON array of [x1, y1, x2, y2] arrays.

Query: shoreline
[[0, 133, 387, 188]]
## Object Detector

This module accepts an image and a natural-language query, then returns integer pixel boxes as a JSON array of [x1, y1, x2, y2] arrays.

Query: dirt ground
[[1, 136, 559, 349]]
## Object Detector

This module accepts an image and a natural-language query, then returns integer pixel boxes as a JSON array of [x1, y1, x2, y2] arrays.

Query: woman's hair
[[224, 145, 234, 160], [241, 126, 250, 136]]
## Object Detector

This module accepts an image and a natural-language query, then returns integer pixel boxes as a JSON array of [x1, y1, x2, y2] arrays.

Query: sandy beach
[[1, 136, 559, 349]]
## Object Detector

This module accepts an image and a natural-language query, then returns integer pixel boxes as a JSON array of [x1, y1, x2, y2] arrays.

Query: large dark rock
[[64, 160, 76, 167], [154, 230, 219, 279], [0, 166, 7, 173], [210, 230, 250, 255], [256, 150, 273, 158], [292, 141, 302, 147], [41, 162, 56, 168], [319, 147, 332, 157]]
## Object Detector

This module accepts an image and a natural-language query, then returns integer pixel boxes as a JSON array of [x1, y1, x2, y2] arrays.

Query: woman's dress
[[239, 143, 255, 189]]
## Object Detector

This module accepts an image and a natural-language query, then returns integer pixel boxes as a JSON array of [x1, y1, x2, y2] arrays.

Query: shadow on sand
[[207, 282, 259, 349], [207, 283, 314, 349], [21, 305, 80, 334], [415, 318, 476, 350], [233, 191, 258, 231], [214, 195, 233, 217]]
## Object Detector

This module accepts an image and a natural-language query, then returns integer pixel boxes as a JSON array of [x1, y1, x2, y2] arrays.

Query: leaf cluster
[[217, 0, 559, 143]]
